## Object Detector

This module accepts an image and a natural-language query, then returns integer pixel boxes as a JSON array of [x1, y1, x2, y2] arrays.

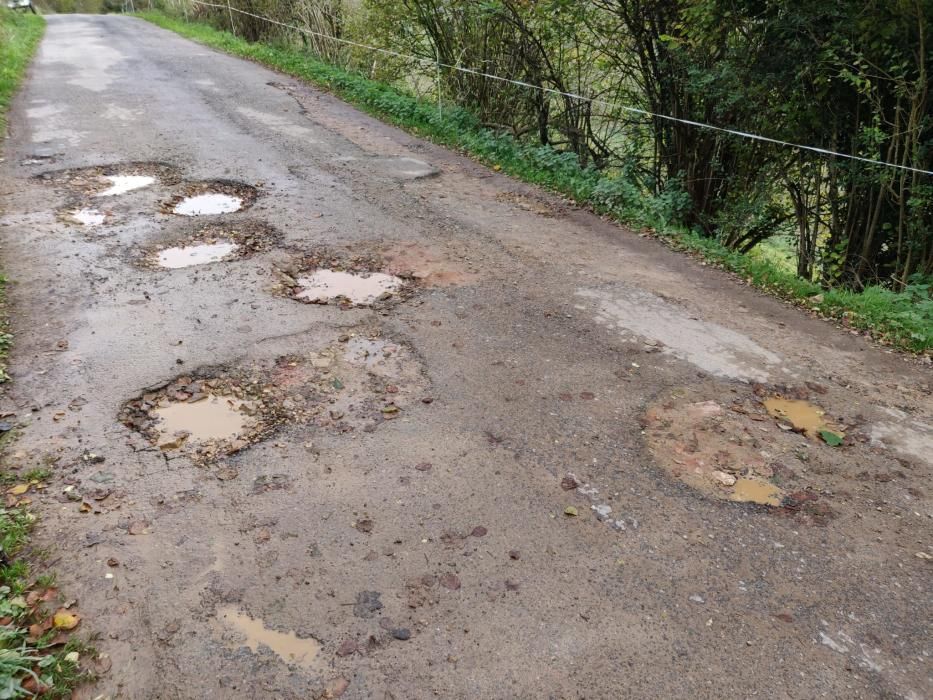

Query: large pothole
[[642, 382, 866, 524], [277, 249, 414, 308], [163, 181, 258, 216], [120, 330, 427, 462], [140, 220, 281, 269], [36, 161, 181, 196]]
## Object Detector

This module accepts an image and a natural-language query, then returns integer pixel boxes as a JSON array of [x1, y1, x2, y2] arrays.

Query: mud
[[216, 606, 321, 670]]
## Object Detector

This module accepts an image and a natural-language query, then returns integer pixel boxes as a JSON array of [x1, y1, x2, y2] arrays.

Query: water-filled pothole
[[279, 249, 414, 308], [69, 208, 107, 227], [174, 194, 243, 216], [295, 269, 403, 305], [217, 606, 321, 669], [157, 242, 240, 268], [36, 162, 180, 196], [164, 181, 257, 216], [121, 330, 427, 462], [96, 175, 155, 197], [141, 220, 280, 269]]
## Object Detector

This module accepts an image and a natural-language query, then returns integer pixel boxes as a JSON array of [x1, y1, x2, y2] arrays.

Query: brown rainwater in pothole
[[217, 606, 320, 669], [156, 241, 239, 268], [764, 398, 840, 439], [153, 396, 256, 450], [731, 477, 783, 506], [295, 269, 403, 306]]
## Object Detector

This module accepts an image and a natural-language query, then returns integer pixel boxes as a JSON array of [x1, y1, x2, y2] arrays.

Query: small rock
[[470, 526, 487, 537], [391, 628, 411, 641], [689, 594, 705, 604], [560, 474, 580, 490], [335, 639, 357, 657], [439, 573, 461, 591], [508, 550, 520, 560], [414, 462, 432, 472], [711, 470, 737, 487]]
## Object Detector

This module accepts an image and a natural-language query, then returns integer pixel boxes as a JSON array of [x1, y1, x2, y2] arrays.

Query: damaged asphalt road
[[0, 15, 930, 700]]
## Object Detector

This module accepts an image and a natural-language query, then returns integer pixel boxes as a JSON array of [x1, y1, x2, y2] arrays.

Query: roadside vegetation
[[1, 9, 92, 699], [140, 3, 932, 354]]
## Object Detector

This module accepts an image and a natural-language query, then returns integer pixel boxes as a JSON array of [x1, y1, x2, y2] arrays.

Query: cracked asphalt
[[0, 14, 930, 700]]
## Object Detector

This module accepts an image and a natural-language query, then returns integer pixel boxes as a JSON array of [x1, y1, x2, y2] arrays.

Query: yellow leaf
[[7, 484, 29, 496], [564, 506, 578, 517], [53, 610, 80, 630]]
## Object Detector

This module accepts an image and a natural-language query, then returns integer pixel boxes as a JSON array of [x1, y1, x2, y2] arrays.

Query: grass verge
[[0, 10, 94, 698], [141, 11, 932, 354]]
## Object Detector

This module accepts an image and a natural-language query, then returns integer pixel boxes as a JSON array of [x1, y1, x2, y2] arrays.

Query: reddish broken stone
[[439, 573, 461, 591], [336, 639, 357, 657]]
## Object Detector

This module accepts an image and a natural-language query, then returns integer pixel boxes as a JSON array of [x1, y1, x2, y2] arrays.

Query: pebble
[[391, 628, 411, 641]]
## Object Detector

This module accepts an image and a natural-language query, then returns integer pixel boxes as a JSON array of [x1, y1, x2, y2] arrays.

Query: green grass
[[141, 11, 932, 353], [0, 11, 93, 699], [1, 9, 44, 382]]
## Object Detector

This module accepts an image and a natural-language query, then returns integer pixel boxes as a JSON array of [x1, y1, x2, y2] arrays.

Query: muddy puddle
[[153, 395, 256, 450], [96, 175, 154, 197], [764, 397, 844, 443], [174, 193, 243, 216], [280, 249, 416, 308], [36, 162, 180, 196], [164, 181, 257, 216], [637, 382, 912, 523], [156, 241, 239, 268], [295, 269, 403, 306], [140, 220, 280, 269], [69, 208, 106, 227], [217, 606, 320, 669], [121, 331, 427, 462]]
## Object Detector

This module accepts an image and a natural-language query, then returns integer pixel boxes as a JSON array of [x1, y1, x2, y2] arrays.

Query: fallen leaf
[[819, 430, 843, 447], [53, 610, 80, 630], [7, 484, 29, 496], [564, 506, 579, 517]]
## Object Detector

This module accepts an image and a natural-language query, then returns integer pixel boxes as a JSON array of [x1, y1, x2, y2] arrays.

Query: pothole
[[121, 331, 427, 462], [157, 242, 240, 268], [163, 181, 257, 216], [35, 161, 180, 196], [69, 208, 107, 227], [96, 175, 155, 197], [277, 249, 414, 308], [152, 395, 257, 449], [643, 385, 850, 524], [216, 606, 321, 669], [764, 397, 844, 444], [140, 220, 281, 269], [295, 269, 403, 305]]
